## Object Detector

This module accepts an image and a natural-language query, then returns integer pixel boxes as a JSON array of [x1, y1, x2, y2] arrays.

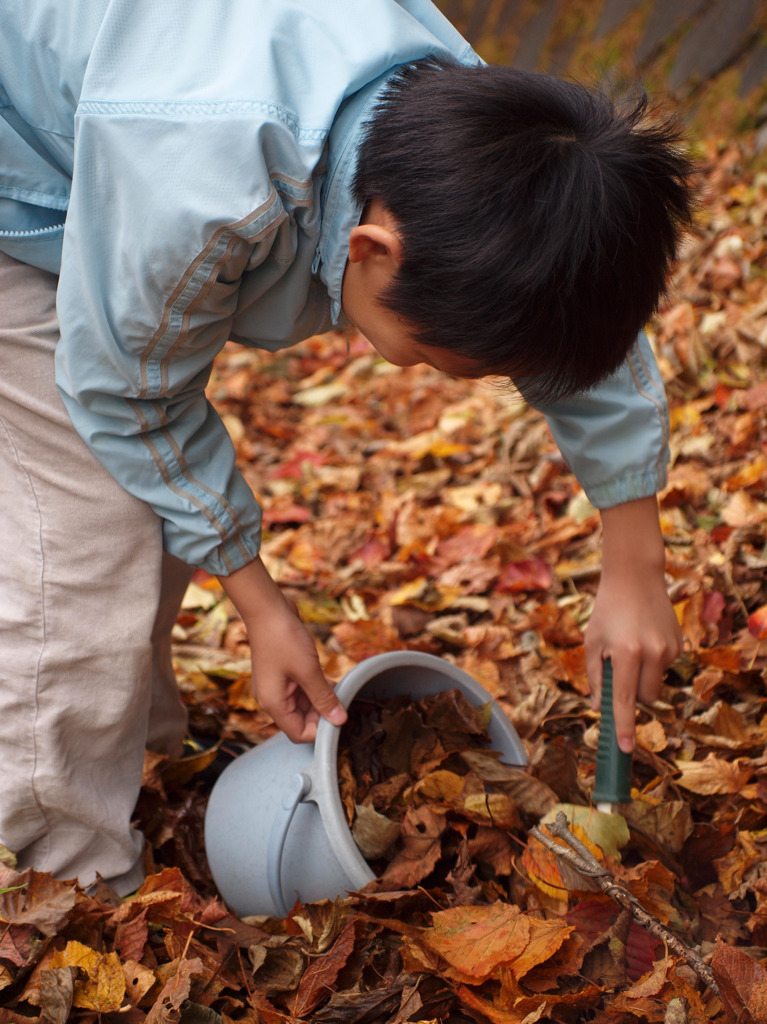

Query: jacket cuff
[[195, 532, 262, 577], [580, 465, 668, 510]]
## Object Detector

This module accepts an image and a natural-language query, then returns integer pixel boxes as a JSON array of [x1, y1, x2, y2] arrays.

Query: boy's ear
[[347, 222, 404, 267]]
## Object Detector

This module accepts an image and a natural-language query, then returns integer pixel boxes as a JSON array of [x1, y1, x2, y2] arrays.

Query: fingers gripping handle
[[592, 658, 632, 810]]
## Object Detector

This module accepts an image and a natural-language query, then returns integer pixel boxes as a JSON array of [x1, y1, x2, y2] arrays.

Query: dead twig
[[529, 810, 719, 997]]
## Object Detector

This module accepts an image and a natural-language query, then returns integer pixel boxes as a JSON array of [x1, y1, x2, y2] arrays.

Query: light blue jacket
[[0, 0, 669, 575]]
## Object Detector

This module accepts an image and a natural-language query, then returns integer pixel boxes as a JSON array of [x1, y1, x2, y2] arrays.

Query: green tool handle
[[592, 658, 632, 807]]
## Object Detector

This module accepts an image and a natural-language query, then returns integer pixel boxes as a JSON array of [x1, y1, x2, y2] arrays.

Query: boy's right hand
[[219, 557, 347, 742], [586, 496, 682, 754]]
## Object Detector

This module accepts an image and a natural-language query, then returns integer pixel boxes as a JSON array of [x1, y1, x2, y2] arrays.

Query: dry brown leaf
[[123, 958, 157, 1005], [144, 957, 204, 1024], [0, 870, 76, 936], [351, 804, 400, 860], [711, 940, 767, 1024], [674, 752, 754, 794], [37, 968, 74, 1024]]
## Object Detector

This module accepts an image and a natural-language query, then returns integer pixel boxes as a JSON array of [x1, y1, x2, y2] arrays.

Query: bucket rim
[[311, 651, 528, 889]]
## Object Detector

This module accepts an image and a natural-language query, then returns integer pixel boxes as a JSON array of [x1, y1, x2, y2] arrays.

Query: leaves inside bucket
[[338, 688, 534, 893]]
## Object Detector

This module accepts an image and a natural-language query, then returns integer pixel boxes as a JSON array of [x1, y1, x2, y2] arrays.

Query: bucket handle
[[267, 771, 312, 917]]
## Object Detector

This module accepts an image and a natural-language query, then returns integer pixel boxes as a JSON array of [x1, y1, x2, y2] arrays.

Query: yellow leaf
[[414, 770, 466, 804], [0, 844, 16, 869], [287, 536, 324, 573], [669, 403, 702, 430], [442, 482, 503, 511], [221, 412, 245, 443], [540, 804, 629, 859], [460, 792, 518, 831], [180, 581, 220, 610], [699, 310, 728, 337], [291, 381, 349, 406], [635, 719, 668, 753], [295, 593, 344, 625], [388, 577, 461, 611], [384, 429, 468, 460], [724, 453, 767, 490], [50, 940, 125, 1012], [523, 806, 628, 901]]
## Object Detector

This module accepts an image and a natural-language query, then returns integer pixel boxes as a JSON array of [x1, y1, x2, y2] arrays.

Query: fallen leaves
[[673, 752, 755, 794], [1, 128, 767, 1024], [748, 603, 767, 639], [711, 939, 767, 1024], [405, 902, 533, 983], [0, 870, 76, 937], [336, 686, 566, 909], [49, 941, 125, 1012]]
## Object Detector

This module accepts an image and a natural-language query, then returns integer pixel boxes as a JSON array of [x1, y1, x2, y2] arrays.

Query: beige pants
[[0, 251, 190, 894]]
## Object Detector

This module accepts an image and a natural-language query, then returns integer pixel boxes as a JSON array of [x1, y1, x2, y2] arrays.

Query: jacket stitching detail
[[77, 100, 329, 142], [0, 183, 69, 206], [137, 192, 285, 399], [134, 195, 297, 564], [127, 398, 245, 571], [136, 429, 237, 574], [158, 421, 252, 563], [158, 230, 243, 396], [626, 342, 669, 485]]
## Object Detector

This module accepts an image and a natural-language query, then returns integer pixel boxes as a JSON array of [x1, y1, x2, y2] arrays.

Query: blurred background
[[437, 0, 767, 143]]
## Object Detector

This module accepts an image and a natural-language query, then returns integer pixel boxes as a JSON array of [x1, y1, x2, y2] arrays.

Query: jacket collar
[[315, 70, 394, 326]]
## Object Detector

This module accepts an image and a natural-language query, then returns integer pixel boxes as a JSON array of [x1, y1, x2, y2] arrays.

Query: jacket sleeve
[[531, 332, 670, 509], [54, 108, 309, 575]]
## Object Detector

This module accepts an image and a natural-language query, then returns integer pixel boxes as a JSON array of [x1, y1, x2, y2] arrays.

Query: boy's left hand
[[219, 555, 348, 743], [585, 496, 682, 754]]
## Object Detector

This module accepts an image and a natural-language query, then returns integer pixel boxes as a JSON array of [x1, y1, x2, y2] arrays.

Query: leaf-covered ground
[[2, 138, 767, 1023]]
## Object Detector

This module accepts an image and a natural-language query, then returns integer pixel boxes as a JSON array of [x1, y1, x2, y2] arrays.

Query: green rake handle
[[592, 658, 632, 808]]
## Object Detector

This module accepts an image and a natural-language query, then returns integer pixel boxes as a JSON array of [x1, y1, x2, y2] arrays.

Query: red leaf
[[0, 923, 38, 967], [261, 502, 311, 526], [566, 900, 661, 982], [747, 604, 767, 640], [702, 590, 726, 624], [291, 919, 358, 1017], [268, 449, 327, 479], [715, 381, 734, 409], [496, 559, 552, 593]]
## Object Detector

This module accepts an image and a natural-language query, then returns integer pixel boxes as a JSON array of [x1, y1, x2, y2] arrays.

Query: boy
[[0, 0, 694, 894]]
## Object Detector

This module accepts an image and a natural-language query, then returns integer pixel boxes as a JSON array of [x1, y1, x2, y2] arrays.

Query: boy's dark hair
[[352, 58, 697, 404]]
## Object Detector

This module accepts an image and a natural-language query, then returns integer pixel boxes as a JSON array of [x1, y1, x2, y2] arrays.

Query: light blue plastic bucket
[[204, 651, 527, 917]]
